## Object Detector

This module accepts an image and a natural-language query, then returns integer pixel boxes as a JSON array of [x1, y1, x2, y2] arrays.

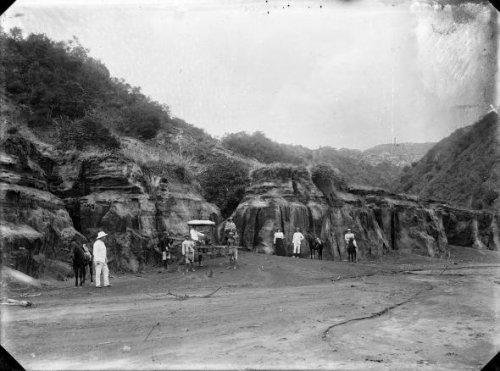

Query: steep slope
[[397, 111, 498, 210]]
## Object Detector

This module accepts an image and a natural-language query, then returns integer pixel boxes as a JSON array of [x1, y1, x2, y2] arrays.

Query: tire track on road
[[321, 264, 499, 341]]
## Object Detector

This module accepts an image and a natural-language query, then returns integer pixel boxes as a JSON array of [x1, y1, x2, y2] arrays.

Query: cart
[[187, 219, 227, 258]]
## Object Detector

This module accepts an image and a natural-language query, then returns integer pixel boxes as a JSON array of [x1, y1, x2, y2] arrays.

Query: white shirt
[[292, 232, 304, 245], [182, 240, 195, 255], [273, 232, 284, 243], [190, 229, 204, 242], [344, 232, 358, 248], [93, 239, 107, 263], [224, 222, 236, 231]]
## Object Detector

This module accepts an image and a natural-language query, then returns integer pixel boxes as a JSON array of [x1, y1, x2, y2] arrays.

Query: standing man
[[93, 231, 111, 288], [181, 235, 196, 272], [344, 228, 358, 262], [161, 232, 173, 270], [224, 217, 237, 247], [315, 236, 324, 260], [273, 228, 285, 256], [292, 228, 305, 258]]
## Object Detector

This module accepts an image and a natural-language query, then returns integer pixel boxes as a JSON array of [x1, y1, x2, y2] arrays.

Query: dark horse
[[72, 244, 87, 286], [307, 234, 324, 260]]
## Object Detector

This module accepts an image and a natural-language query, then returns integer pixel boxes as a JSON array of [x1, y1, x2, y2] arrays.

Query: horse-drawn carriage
[[167, 219, 239, 268], [186, 219, 227, 258]]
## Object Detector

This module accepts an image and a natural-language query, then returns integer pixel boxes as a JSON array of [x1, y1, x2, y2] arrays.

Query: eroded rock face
[[233, 164, 497, 259], [0, 136, 83, 277], [1, 135, 221, 274], [62, 154, 221, 272], [440, 206, 498, 250]]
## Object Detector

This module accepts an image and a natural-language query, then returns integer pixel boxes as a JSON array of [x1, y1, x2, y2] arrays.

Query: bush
[[221, 131, 304, 164], [119, 100, 163, 140], [311, 163, 348, 192], [200, 155, 250, 217], [58, 117, 120, 150]]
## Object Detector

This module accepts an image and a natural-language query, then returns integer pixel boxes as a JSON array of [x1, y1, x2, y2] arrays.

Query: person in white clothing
[[292, 228, 304, 258], [273, 229, 285, 256], [190, 228, 205, 243], [93, 231, 110, 288], [344, 228, 358, 262], [181, 235, 196, 272]]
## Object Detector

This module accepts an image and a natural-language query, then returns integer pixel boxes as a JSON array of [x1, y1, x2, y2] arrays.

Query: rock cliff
[[233, 164, 498, 259], [0, 133, 220, 274], [0, 136, 84, 276]]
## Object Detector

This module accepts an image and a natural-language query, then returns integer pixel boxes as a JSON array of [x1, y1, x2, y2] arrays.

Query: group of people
[[272, 227, 358, 262], [157, 229, 204, 273], [158, 218, 239, 273], [73, 222, 359, 287]]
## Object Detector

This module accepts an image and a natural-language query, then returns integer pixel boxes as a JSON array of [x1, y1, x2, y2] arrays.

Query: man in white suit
[[93, 231, 111, 288]]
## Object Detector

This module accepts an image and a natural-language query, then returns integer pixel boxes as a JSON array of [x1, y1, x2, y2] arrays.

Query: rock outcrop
[[0, 136, 84, 277], [0, 134, 221, 274], [60, 153, 221, 272], [233, 164, 498, 259]]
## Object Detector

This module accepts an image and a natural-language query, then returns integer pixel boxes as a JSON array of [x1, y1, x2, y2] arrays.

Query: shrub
[[221, 131, 304, 164], [311, 163, 348, 192], [119, 100, 163, 140], [200, 155, 250, 217], [58, 117, 120, 150]]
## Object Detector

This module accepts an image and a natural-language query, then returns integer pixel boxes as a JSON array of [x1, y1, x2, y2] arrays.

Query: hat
[[347, 228, 351, 232], [97, 231, 108, 239]]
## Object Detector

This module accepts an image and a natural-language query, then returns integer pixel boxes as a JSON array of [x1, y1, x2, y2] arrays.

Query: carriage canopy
[[187, 220, 216, 226]]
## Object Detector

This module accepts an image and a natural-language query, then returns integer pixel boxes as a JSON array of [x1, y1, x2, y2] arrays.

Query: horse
[[307, 235, 324, 260], [72, 244, 87, 286]]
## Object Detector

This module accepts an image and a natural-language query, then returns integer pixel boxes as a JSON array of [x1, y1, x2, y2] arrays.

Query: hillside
[[361, 142, 436, 167], [0, 28, 498, 281], [396, 111, 498, 210], [221, 132, 405, 189]]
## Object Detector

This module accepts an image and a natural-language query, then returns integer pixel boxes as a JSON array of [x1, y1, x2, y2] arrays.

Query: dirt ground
[[2, 246, 499, 370]]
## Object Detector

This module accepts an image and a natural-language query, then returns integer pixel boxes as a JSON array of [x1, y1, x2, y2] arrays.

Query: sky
[[1, 0, 497, 149]]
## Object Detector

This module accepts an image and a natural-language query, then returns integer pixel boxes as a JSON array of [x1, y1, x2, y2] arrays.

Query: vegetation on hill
[[362, 142, 436, 167], [312, 147, 402, 190], [221, 131, 403, 189], [397, 111, 498, 210], [199, 155, 251, 218], [6, 27, 481, 218], [221, 131, 307, 165], [0, 28, 213, 149]]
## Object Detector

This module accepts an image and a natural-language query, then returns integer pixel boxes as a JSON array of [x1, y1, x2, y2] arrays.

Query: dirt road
[[2, 248, 499, 370]]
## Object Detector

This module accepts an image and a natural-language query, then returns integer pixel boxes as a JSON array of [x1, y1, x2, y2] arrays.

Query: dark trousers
[[73, 263, 86, 286], [274, 239, 286, 256], [348, 248, 356, 262]]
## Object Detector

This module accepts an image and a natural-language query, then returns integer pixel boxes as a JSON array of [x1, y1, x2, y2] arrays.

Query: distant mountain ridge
[[396, 111, 498, 210], [361, 142, 436, 167]]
